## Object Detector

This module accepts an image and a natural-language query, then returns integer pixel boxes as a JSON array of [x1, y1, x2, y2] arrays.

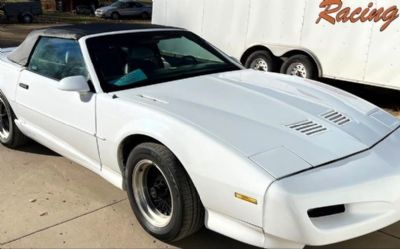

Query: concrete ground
[[2, 24, 400, 248], [2, 142, 400, 249], [0, 143, 257, 249]]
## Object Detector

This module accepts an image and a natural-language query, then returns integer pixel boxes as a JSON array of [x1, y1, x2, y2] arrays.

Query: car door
[[125, 2, 141, 16], [15, 37, 100, 171], [117, 2, 130, 16]]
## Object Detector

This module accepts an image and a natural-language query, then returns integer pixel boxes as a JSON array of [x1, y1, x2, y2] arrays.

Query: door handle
[[19, 83, 29, 90]]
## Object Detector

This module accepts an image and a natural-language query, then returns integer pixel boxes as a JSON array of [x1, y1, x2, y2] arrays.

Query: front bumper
[[95, 12, 107, 18], [264, 127, 400, 247]]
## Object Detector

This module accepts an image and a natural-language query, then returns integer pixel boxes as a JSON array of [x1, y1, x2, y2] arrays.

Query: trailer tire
[[280, 54, 317, 79], [244, 50, 277, 72]]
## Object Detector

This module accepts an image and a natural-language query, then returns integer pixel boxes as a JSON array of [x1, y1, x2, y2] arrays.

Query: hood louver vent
[[288, 120, 327, 136], [322, 110, 350, 126]]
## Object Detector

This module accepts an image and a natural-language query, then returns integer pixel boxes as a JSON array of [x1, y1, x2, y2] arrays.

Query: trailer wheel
[[244, 50, 277, 72], [19, 13, 33, 24], [280, 54, 317, 79]]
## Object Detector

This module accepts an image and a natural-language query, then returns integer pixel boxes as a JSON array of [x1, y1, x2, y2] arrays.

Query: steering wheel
[[181, 55, 199, 65]]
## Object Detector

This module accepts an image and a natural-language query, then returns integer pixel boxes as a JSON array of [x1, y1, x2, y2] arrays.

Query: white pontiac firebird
[[1, 24, 400, 248]]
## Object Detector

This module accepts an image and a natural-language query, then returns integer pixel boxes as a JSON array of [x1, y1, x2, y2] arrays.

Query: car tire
[[111, 12, 120, 20], [0, 92, 29, 148], [280, 54, 317, 79], [244, 50, 277, 72], [19, 13, 33, 24], [141, 12, 150, 19], [125, 142, 204, 242]]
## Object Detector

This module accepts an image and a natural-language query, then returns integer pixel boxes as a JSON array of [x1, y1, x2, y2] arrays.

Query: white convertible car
[[1, 24, 400, 248]]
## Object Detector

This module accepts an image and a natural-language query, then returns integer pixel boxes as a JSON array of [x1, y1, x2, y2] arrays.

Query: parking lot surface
[[1, 24, 400, 248], [2, 142, 400, 248]]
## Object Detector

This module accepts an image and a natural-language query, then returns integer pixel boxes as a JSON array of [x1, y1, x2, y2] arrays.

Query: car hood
[[115, 70, 400, 176], [96, 6, 115, 12]]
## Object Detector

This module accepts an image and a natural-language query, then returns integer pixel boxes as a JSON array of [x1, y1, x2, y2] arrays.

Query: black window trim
[[26, 36, 96, 92], [86, 30, 241, 93]]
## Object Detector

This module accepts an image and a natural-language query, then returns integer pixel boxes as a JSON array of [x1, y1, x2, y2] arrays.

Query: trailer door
[[364, 0, 400, 89]]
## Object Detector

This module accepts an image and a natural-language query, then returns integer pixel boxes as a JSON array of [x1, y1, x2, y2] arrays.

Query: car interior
[[28, 37, 88, 80], [90, 36, 226, 88]]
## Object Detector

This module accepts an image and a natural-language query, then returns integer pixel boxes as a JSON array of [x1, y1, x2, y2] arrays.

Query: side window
[[28, 37, 88, 81]]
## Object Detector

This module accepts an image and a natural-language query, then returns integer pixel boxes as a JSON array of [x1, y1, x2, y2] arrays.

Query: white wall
[[364, 0, 400, 89]]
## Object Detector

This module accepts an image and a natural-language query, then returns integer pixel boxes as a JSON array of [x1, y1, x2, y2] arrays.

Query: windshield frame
[[85, 30, 241, 93]]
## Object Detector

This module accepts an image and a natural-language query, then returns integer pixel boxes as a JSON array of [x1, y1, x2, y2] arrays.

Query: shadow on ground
[[324, 78, 400, 112], [173, 228, 258, 249], [17, 141, 60, 156]]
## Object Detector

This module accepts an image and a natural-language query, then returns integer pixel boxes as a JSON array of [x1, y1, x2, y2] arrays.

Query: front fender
[[96, 93, 274, 227]]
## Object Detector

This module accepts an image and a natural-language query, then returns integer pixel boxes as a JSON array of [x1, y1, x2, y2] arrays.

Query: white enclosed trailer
[[152, 0, 400, 90]]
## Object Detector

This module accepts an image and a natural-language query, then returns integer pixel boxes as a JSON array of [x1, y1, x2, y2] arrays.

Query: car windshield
[[86, 31, 240, 92], [111, 1, 125, 8]]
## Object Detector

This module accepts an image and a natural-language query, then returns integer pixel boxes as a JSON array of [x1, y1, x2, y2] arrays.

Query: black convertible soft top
[[8, 23, 179, 66]]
